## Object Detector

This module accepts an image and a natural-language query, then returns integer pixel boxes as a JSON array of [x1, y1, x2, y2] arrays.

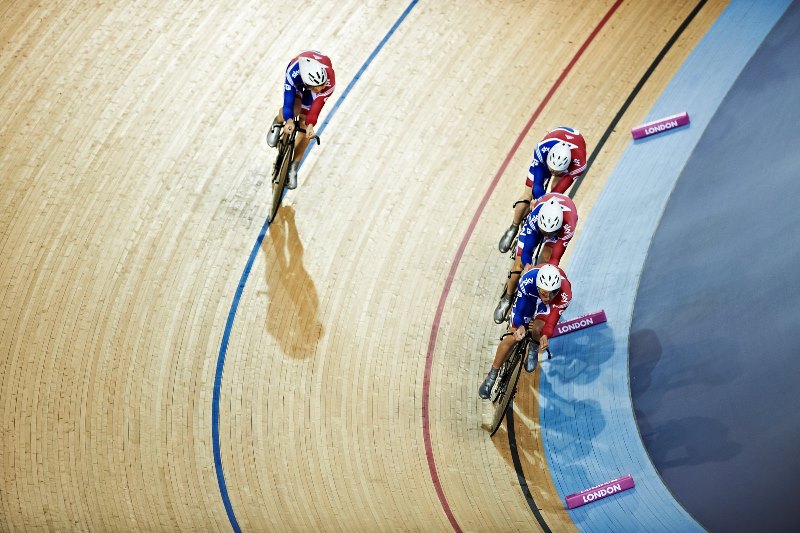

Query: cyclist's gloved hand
[[285, 118, 295, 135], [306, 124, 315, 139], [514, 326, 526, 341]]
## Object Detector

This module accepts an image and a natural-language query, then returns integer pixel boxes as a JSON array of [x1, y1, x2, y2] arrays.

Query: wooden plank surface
[[0, 1, 726, 531]]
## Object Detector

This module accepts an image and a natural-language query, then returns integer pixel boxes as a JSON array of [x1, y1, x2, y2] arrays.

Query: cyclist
[[266, 50, 335, 190], [479, 264, 572, 399], [498, 126, 586, 253], [493, 192, 578, 323]]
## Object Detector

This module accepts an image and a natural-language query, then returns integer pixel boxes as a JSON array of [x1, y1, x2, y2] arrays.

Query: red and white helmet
[[299, 57, 328, 87]]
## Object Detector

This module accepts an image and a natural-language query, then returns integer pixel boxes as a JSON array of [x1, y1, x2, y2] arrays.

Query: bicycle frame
[[489, 335, 529, 436], [488, 333, 552, 436], [268, 116, 320, 222]]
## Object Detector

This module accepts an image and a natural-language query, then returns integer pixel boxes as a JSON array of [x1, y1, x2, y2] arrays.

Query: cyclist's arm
[[519, 242, 536, 268], [518, 225, 540, 267], [305, 84, 334, 126], [509, 285, 536, 331], [530, 163, 548, 200], [282, 82, 296, 126]]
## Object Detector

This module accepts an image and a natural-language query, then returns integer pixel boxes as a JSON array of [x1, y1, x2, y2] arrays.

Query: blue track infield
[[538, 0, 792, 531], [630, 1, 800, 531]]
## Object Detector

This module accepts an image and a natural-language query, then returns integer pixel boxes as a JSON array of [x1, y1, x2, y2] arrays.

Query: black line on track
[[570, 0, 709, 199], [507, 400, 551, 532], [504, 0, 708, 527]]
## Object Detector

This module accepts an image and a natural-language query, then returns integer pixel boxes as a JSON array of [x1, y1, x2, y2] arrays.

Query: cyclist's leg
[[283, 99, 306, 189], [499, 186, 531, 252], [490, 329, 519, 369], [524, 318, 545, 372], [494, 255, 522, 323], [277, 93, 303, 141], [512, 185, 532, 226], [505, 255, 523, 298], [293, 115, 311, 164], [479, 328, 519, 399], [291, 93, 313, 165], [267, 106, 286, 147]]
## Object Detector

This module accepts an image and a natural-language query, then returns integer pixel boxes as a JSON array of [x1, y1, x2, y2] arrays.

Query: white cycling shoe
[[525, 343, 538, 373], [493, 294, 513, 324], [478, 368, 499, 399], [286, 162, 298, 190], [498, 223, 519, 253], [266, 119, 282, 148]]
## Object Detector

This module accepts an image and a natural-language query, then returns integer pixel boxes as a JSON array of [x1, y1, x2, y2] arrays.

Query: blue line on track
[[211, 2, 418, 531]]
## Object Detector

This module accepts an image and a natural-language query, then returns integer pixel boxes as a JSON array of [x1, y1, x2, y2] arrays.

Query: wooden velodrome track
[[1, 1, 728, 531]]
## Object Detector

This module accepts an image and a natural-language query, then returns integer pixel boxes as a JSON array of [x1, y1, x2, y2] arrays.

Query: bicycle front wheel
[[489, 341, 526, 436], [269, 141, 293, 222]]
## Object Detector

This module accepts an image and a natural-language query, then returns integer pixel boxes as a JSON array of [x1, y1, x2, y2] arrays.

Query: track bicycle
[[268, 116, 320, 222], [488, 333, 551, 436]]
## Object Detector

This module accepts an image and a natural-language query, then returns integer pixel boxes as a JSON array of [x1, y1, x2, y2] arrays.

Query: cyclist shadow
[[629, 328, 741, 468], [635, 411, 741, 469], [630, 327, 738, 396], [260, 206, 323, 359]]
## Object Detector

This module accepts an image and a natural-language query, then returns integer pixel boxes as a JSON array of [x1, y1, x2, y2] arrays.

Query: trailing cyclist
[[479, 264, 572, 399], [493, 192, 578, 323], [266, 50, 335, 189], [498, 126, 586, 253]]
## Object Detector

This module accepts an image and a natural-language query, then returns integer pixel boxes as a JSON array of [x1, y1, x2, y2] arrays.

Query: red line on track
[[420, 2, 623, 531]]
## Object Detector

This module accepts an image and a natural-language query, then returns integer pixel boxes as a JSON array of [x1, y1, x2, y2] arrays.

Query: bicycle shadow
[[489, 373, 602, 513], [260, 206, 323, 359], [511, 323, 614, 428], [488, 324, 612, 500]]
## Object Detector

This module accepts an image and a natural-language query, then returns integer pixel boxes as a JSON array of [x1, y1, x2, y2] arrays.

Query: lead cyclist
[[266, 50, 336, 189], [479, 264, 572, 399]]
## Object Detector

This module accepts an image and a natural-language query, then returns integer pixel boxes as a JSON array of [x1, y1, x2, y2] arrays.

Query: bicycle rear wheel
[[489, 340, 527, 436], [269, 140, 293, 222]]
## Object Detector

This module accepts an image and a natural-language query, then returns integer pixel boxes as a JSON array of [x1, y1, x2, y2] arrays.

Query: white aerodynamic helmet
[[546, 141, 572, 174], [536, 264, 562, 292], [536, 199, 564, 233], [299, 57, 328, 87]]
